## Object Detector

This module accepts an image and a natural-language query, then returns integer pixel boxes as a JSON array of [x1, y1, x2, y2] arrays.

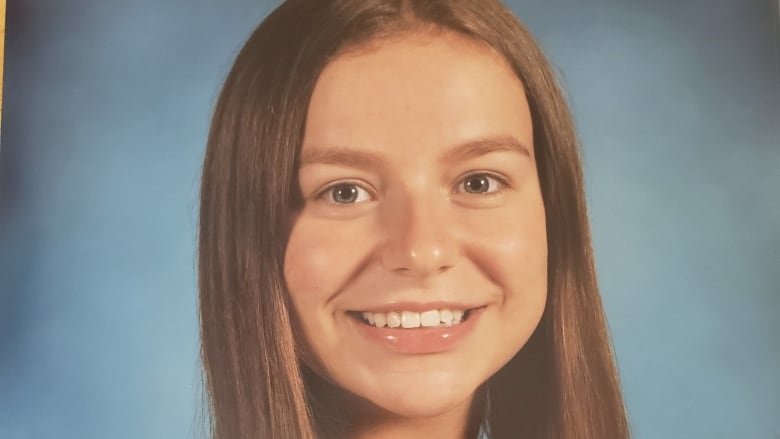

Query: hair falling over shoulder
[[198, 0, 631, 438]]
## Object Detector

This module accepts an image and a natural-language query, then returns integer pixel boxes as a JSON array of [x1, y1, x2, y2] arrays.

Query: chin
[[375, 390, 476, 420], [350, 368, 484, 421]]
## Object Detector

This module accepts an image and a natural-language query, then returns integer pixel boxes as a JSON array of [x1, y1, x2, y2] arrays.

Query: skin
[[284, 31, 548, 439]]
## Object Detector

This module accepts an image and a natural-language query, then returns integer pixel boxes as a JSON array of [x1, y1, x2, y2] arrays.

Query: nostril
[[379, 232, 459, 276]]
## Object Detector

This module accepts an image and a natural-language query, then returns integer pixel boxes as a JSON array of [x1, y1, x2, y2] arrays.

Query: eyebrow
[[440, 135, 531, 164], [298, 135, 531, 169], [298, 146, 386, 170]]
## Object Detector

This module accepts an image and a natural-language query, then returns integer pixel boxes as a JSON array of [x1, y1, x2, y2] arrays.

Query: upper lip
[[349, 301, 486, 313]]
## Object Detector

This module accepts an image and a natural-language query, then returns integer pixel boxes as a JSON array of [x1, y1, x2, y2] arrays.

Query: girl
[[199, 1, 630, 438]]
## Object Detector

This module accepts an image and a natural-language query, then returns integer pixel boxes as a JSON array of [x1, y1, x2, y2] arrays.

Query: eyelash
[[315, 172, 509, 204], [453, 172, 508, 195], [315, 180, 374, 205]]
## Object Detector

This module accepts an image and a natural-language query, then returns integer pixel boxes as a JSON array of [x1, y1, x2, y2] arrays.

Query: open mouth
[[348, 307, 484, 329]]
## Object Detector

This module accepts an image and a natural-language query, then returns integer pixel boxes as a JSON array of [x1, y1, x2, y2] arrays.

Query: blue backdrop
[[2, 0, 778, 438]]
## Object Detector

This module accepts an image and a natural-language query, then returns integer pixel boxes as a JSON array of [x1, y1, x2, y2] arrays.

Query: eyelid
[[453, 171, 510, 194], [314, 179, 376, 204]]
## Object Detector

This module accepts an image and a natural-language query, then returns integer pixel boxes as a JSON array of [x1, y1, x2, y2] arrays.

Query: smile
[[356, 308, 473, 328], [348, 306, 486, 355]]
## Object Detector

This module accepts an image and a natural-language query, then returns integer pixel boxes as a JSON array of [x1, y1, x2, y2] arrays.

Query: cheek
[[284, 220, 333, 307], [462, 197, 548, 288], [284, 217, 373, 311], [460, 196, 548, 335]]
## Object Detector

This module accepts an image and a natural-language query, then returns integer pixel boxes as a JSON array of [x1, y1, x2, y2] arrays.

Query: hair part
[[199, 1, 630, 438]]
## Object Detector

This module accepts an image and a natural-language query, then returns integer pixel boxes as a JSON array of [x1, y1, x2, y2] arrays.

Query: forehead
[[303, 31, 533, 158]]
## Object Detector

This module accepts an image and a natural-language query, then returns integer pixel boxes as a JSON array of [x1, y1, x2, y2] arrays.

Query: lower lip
[[350, 307, 485, 355]]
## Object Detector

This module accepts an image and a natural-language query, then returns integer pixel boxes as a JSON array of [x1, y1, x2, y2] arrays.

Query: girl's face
[[284, 32, 547, 423]]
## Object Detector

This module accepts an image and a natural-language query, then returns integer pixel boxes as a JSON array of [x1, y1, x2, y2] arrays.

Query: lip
[[349, 306, 486, 355], [350, 301, 483, 313]]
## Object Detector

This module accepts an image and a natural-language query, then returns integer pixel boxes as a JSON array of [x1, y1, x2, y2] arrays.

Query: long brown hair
[[199, 1, 630, 438]]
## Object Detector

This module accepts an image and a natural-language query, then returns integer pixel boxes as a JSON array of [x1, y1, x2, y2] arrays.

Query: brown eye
[[323, 183, 371, 204], [459, 173, 504, 194]]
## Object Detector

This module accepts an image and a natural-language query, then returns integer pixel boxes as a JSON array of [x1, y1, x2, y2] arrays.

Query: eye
[[319, 182, 372, 204], [456, 173, 506, 194]]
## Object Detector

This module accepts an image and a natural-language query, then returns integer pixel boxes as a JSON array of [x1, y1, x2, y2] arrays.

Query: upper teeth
[[361, 309, 465, 328]]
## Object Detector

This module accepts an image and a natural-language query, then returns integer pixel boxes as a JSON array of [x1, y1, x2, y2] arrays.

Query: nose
[[379, 192, 459, 277]]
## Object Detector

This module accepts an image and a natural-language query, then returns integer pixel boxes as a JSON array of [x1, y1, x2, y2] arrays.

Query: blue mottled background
[[2, 0, 778, 438]]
